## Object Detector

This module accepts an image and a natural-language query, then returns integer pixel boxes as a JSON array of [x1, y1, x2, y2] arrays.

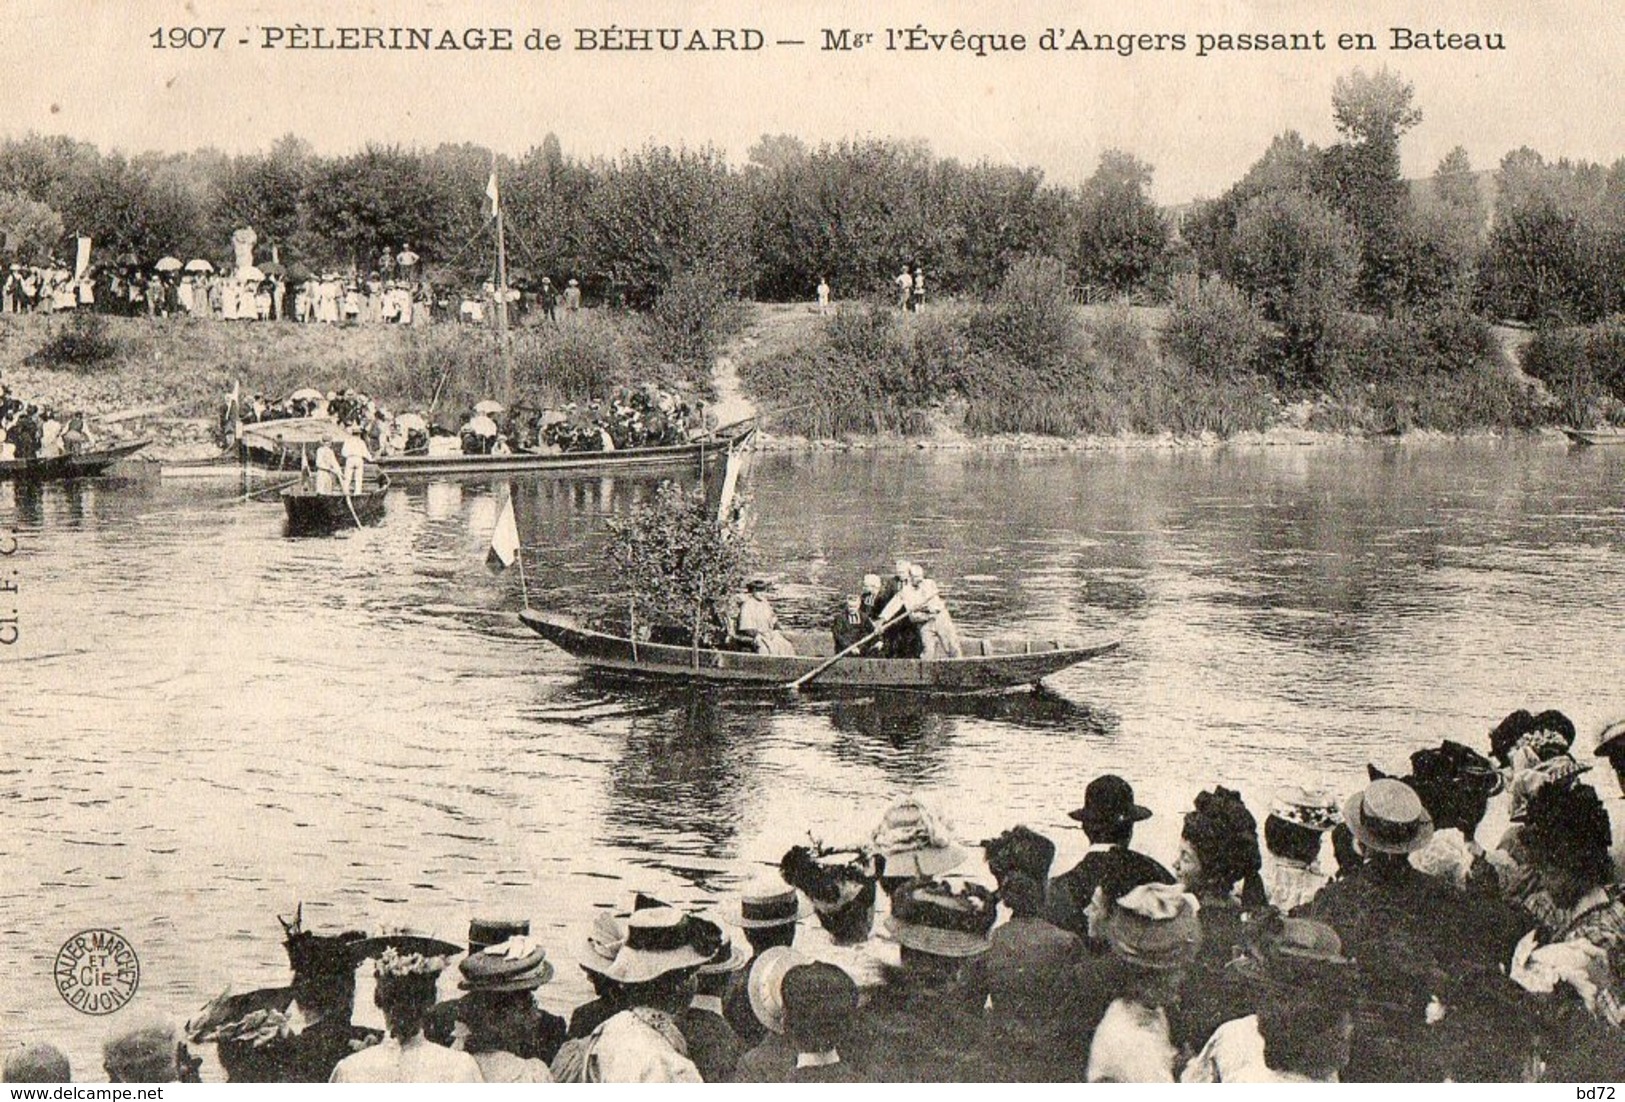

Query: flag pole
[[491, 158, 512, 404]]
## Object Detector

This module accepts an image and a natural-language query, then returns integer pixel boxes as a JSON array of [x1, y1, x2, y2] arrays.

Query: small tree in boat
[[602, 481, 755, 647]]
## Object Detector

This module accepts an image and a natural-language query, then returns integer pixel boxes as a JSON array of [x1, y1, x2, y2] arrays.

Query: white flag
[[486, 170, 500, 217], [487, 493, 520, 571]]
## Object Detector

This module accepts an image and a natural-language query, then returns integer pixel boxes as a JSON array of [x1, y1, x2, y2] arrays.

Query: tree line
[[0, 67, 1620, 336]]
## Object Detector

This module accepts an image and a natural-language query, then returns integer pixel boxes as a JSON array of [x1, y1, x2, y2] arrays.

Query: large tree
[[1069, 150, 1169, 296], [0, 190, 64, 264]]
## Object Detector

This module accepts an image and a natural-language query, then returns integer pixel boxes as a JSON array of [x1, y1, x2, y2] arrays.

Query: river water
[[4, 438, 1625, 1076]]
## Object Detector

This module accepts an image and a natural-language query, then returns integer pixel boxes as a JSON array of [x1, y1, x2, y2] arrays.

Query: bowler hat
[[1069, 775, 1153, 832], [1343, 779, 1434, 855]]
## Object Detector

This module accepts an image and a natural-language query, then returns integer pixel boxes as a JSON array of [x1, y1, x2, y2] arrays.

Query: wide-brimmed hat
[[744, 577, 774, 593], [1409, 740, 1505, 798], [698, 923, 751, 976], [458, 935, 554, 993], [872, 797, 967, 878], [599, 908, 716, 985], [726, 880, 811, 929], [746, 946, 807, 1035], [1490, 708, 1577, 767], [1343, 779, 1434, 855], [1508, 755, 1593, 822], [278, 907, 367, 978], [351, 932, 462, 962], [579, 912, 626, 975], [1232, 913, 1352, 988], [1069, 775, 1153, 833], [1101, 883, 1202, 970], [1594, 719, 1625, 762], [1267, 787, 1341, 832], [885, 879, 997, 958]]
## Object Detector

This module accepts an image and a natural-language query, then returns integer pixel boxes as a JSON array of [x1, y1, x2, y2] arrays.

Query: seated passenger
[[732, 579, 796, 656], [831, 595, 877, 655]]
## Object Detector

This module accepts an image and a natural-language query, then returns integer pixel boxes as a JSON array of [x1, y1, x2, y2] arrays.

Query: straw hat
[[885, 879, 997, 958], [458, 935, 554, 993], [746, 946, 807, 1035], [725, 880, 811, 929], [1343, 779, 1434, 855], [697, 923, 751, 976], [872, 796, 966, 879], [598, 908, 714, 985], [1101, 883, 1202, 970], [1267, 787, 1342, 832], [466, 917, 529, 954]]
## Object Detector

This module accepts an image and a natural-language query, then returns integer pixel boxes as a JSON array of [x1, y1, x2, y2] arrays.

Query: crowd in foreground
[[8, 707, 1625, 1084]]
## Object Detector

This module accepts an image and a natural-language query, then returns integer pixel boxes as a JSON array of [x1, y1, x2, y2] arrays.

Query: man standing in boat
[[877, 563, 963, 660]]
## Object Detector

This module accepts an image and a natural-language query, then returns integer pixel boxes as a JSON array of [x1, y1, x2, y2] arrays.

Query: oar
[[236, 475, 302, 502], [786, 613, 904, 691], [338, 478, 364, 528]]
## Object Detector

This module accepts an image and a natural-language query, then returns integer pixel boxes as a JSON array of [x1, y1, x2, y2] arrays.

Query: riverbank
[[0, 304, 1574, 460]]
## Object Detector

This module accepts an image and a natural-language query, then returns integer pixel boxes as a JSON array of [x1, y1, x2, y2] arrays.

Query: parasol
[[467, 414, 498, 436], [288, 387, 325, 402], [394, 412, 428, 432], [473, 399, 505, 415], [154, 256, 183, 272], [237, 265, 266, 283], [184, 258, 214, 273]]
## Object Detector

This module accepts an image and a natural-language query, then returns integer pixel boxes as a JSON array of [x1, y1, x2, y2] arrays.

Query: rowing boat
[[375, 421, 757, 478], [518, 610, 1121, 694], [1562, 427, 1625, 447], [282, 474, 390, 533], [0, 439, 151, 481]]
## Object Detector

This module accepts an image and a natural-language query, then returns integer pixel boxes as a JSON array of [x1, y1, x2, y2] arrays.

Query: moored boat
[[0, 439, 151, 481], [375, 420, 757, 478], [281, 474, 390, 533], [1562, 427, 1625, 447], [518, 610, 1120, 694]]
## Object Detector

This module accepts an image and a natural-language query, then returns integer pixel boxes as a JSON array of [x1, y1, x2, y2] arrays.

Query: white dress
[[1086, 998, 1177, 1083], [1182, 1015, 1335, 1083], [329, 1034, 483, 1083]]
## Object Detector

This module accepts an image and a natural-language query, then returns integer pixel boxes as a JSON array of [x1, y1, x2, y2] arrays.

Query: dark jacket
[[733, 1032, 865, 1082], [205, 988, 379, 1084], [677, 1003, 743, 1082], [1045, 846, 1175, 949], [425, 994, 567, 1065]]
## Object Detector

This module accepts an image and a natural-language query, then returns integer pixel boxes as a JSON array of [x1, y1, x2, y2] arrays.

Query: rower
[[876, 563, 963, 660], [340, 435, 371, 494], [312, 442, 343, 493]]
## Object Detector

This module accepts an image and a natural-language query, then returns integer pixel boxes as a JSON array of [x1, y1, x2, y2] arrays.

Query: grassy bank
[[0, 309, 717, 426], [736, 277, 1561, 443]]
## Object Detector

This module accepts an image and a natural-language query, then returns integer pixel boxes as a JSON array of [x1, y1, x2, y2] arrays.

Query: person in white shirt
[[340, 435, 372, 495], [1262, 786, 1339, 912], [330, 947, 482, 1083], [1086, 882, 1201, 1082]]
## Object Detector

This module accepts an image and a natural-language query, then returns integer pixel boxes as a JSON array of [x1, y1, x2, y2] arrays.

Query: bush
[[602, 481, 755, 644], [1520, 319, 1625, 425], [645, 266, 745, 380], [1161, 274, 1269, 379], [26, 313, 123, 373], [969, 255, 1081, 376]]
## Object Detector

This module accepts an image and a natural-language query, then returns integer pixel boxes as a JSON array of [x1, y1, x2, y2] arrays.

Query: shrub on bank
[[25, 313, 122, 373], [645, 267, 745, 385], [1520, 319, 1625, 426], [1160, 274, 1269, 379]]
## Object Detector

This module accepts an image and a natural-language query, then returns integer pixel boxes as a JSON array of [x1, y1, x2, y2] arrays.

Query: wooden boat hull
[[518, 610, 1120, 694], [0, 439, 150, 481], [1562, 427, 1625, 446], [282, 476, 390, 533], [376, 423, 756, 478]]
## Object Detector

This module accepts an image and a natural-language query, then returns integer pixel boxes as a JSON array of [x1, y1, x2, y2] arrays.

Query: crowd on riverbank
[[8, 708, 1625, 1084]]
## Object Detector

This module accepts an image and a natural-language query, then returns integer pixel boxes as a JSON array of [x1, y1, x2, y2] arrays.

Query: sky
[[1, 0, 1619, 203]]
